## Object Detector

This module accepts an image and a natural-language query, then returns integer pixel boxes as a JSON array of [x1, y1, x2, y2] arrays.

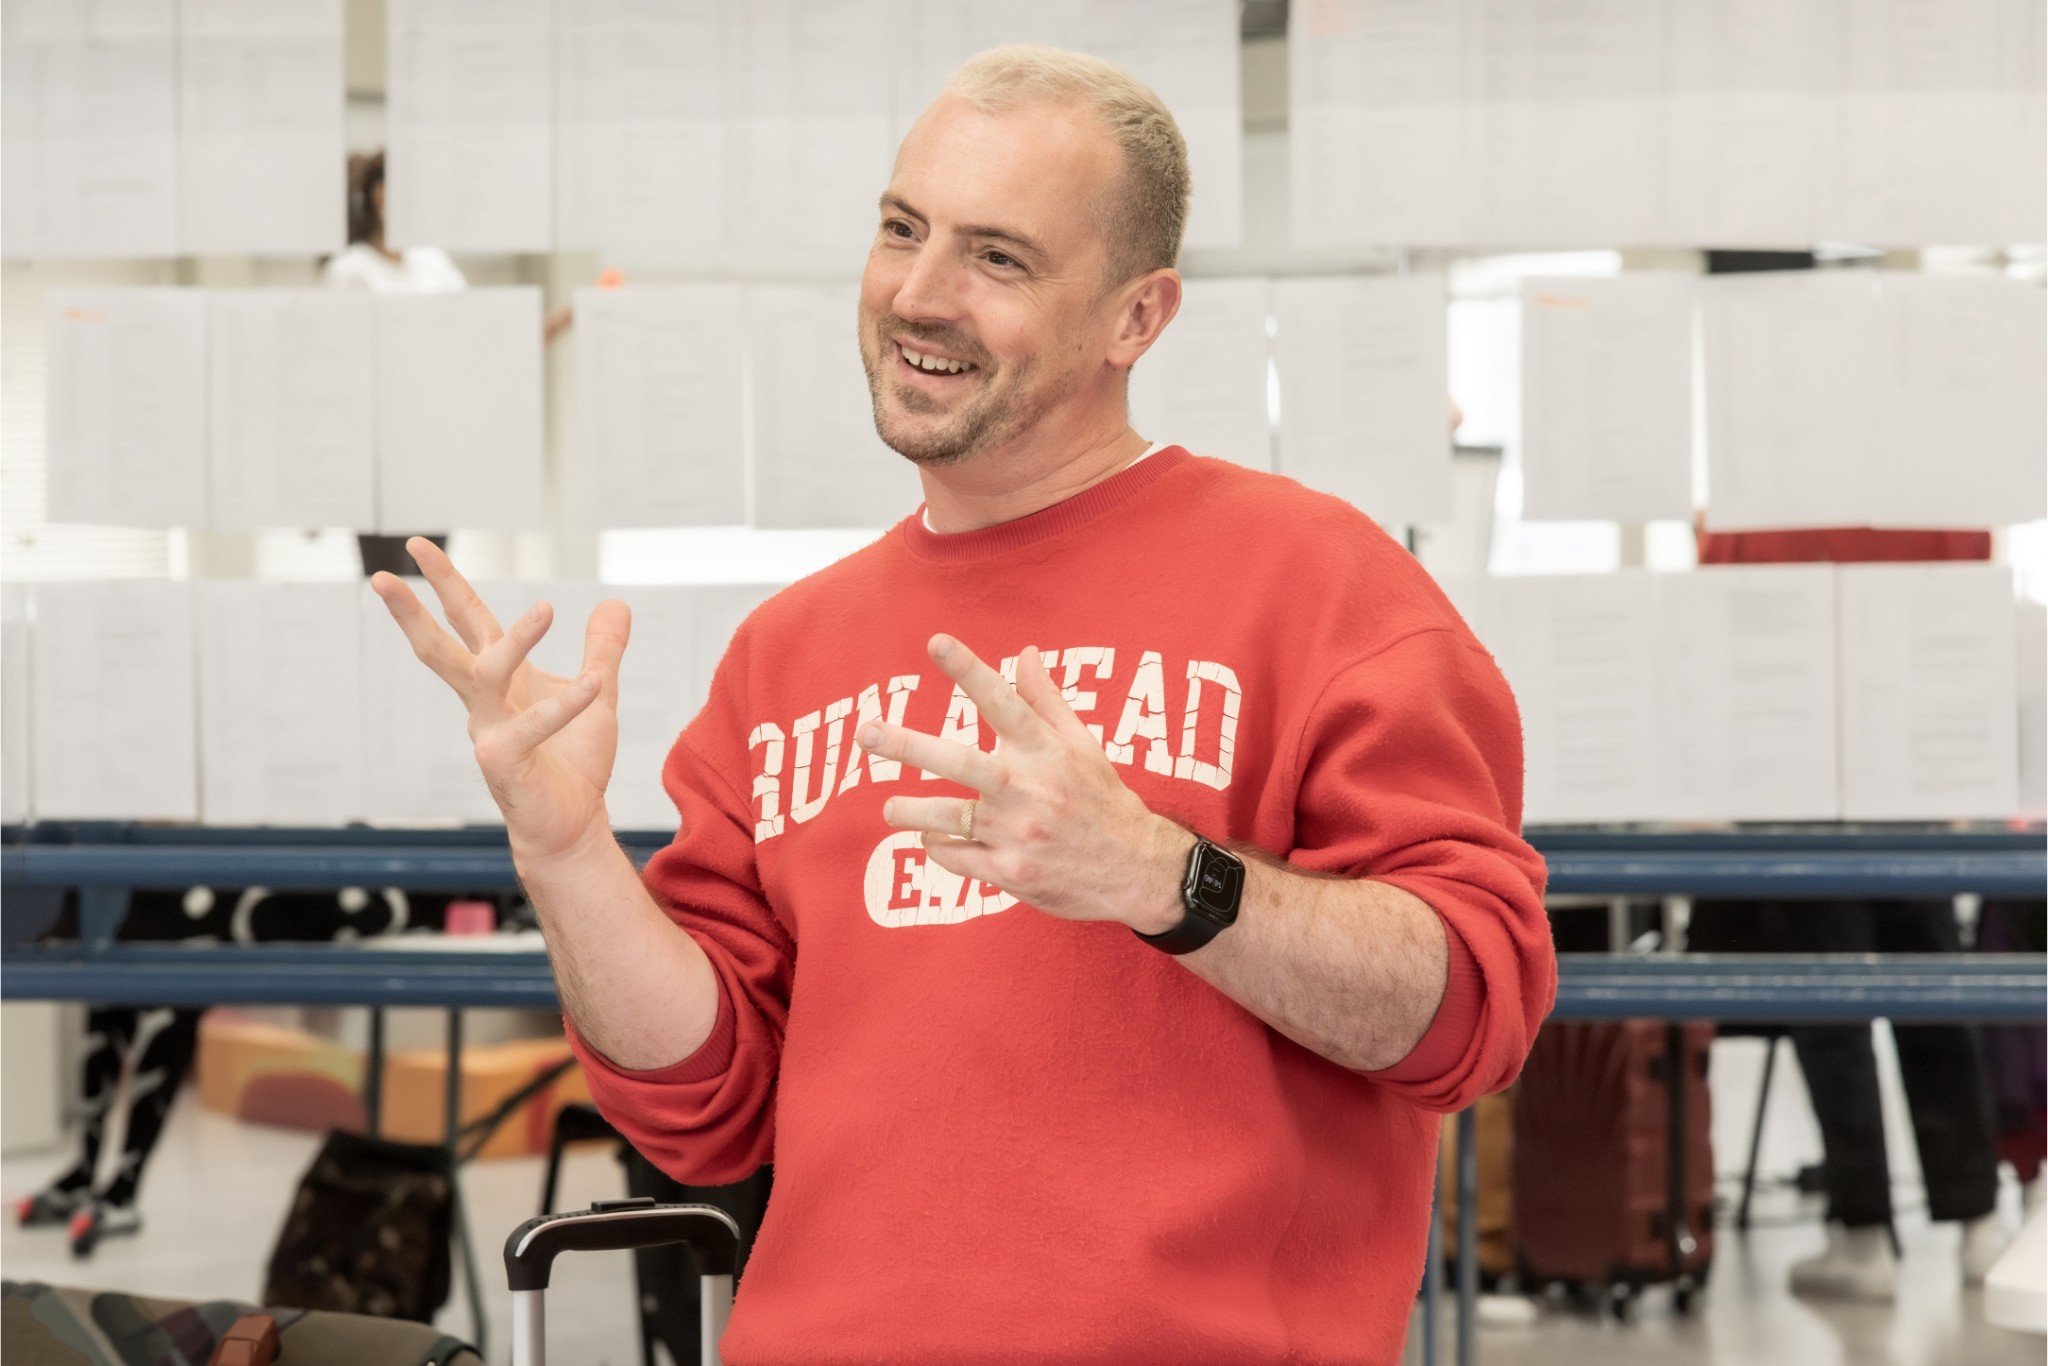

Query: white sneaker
[[1789, 1223, 1897, 1302], [1961, 1211, 2014, 1286], [2024, 1177, 2044, 1222]]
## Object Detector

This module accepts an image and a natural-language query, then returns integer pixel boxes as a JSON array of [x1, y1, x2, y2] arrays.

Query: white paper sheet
[[195, 582, 363, 825], [1272, 273, 1450, 523], [1520, 275, 1695, 524], [554, 0, 726, 259], [357, 581, 500, 824], [30, 581, 197, 821], [1657, 566, 1840, 821], [1701, 271, 1879, 532], [177, 0, 345, 255], [575, 286, 747, 529], [208, 290, 376, 530], [1663, 0, 1830, 247], [1837, 563, 2020, 820], [1288, 0, 1466, 246], [1873, 274, 2046, 528], [884, 0, 1071, 146], [45, 289, 209, 528], [1131, 276, 1272, 471], [1, 0, 179, 260], [729, 0, 894, 259], [747, 284, 919, 530], [374, 289, 545, 532], [385, 0, 552, 252], [1488, 572, 1668, 825], [2018, 597, 2046, 819], [2, 585, 29, 825]]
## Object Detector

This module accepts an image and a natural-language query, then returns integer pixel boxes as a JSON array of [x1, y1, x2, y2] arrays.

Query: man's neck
[[918, 426, 1155, 534]]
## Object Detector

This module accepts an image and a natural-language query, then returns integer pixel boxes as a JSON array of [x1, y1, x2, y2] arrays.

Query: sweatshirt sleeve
[[562, 722, 795, 1187], [1284, 627, 1555, 1113]]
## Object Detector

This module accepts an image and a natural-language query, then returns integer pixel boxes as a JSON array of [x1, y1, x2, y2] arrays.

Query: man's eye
[[884, 220, 914, 239], [985, 251, 1018, 270]]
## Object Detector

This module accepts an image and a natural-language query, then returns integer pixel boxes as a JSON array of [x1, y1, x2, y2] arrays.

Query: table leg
[[445, 1007, 487, 1358], [1456, 1105, 1478, 1366], [364, 1007, 385, 1138]]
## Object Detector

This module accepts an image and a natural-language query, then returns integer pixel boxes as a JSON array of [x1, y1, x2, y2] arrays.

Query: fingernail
[[933, 636, 953, 659], [526, 604, 543, 624], [859, 725, 881, 748]]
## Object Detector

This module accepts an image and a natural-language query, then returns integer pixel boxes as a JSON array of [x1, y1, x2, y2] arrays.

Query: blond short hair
[[945, 44, 1190, 286]]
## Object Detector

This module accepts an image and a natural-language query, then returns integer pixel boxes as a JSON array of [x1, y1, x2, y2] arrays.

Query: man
[[373, 45, 1552, 1364]]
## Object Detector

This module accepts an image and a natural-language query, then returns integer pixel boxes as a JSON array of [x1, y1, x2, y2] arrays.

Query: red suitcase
[[1510, 1020, 1715, 1319]]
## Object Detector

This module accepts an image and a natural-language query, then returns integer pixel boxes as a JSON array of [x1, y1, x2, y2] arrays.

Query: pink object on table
[[444, 900, 496, 936]]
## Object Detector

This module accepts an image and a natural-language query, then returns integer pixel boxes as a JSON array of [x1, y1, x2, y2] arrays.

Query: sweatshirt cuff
[[564, 973, 738, 1086], [1366, 916, 1483, 1084]]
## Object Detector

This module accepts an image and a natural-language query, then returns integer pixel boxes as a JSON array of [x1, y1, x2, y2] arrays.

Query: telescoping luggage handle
[[506, 1197, 742, 1366]]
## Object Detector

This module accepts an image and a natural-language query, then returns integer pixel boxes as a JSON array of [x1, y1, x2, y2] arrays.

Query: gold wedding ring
[[960, 800, 977, 841]]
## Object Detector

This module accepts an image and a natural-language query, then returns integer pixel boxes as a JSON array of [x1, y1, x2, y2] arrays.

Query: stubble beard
[[861, 321, 1072, 469]]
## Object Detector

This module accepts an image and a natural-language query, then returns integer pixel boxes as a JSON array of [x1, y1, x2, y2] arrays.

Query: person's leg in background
[[1977, 899, 2047, 1215], [15, 1006, 136, 1225], [1872, 899, 2010, 1281]]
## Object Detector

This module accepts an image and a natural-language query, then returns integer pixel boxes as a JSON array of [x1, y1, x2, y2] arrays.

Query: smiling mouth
[[896, 341, 980, 380]]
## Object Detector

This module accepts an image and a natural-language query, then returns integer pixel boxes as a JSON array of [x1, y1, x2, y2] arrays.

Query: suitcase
[[1510, 1020, 1714, 1319], [505, 1198, 741, 1366]]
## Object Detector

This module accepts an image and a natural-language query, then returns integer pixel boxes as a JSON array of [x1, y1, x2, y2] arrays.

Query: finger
[[882, 794, 979, 839], [489, 671, 603, 763], [858, 720, 1006, 794], [919, 829, 1001, 885], [406, 536, 505, 654], [580, 598, 632, 707], [931, 634, 1049, 752], [370, 571, 477, 694], [473, 598, 554, 716], [1013, 645, 1096, 747]]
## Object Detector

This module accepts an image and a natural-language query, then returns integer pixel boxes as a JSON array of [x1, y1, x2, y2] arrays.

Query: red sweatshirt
[[565, 445, 1555, 1364]]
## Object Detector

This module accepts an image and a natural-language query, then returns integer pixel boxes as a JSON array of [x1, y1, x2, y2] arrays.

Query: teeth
[[900, 342, 972, 375]]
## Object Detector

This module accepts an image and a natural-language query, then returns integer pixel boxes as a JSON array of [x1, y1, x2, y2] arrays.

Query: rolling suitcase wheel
[[505, 1197, 741, 1366]]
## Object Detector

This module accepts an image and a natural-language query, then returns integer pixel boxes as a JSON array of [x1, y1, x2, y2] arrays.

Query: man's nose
[[891, 242, 967, 323]]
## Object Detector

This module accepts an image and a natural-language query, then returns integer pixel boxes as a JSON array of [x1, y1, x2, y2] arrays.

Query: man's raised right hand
[[370, 537, 631, 865]]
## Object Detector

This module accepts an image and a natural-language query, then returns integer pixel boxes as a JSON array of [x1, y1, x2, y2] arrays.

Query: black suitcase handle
[[505, 1199, 742, 1292]]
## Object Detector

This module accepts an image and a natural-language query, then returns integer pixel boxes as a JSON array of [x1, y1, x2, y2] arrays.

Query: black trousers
[[1690, 898, 2001, 1229]]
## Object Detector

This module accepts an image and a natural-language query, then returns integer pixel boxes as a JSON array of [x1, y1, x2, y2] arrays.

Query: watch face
[[1187, 843, 1245, 921]]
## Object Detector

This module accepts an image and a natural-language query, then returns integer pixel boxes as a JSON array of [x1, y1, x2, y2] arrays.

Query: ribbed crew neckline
[[897, 445, 1193, 566]]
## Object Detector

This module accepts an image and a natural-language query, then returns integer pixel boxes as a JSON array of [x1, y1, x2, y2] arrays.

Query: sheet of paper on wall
[[2, 585, 28, 825], [30, 582, 197, 821], [1520, 275, 1695, 524], [1990, 0, 2046, 245], [1657, 566, 1839, 822], [748, 285, 919, 530], [1, 0, 179, 260], [1837, 563, 2020, 820], [1661, 1, 1826, 247], [385, 0, 552, 252], [1821, 0, 2018, 247], [1489, 573, 1668, 825], [729, 0, 893, 258], [603, 583, 698, 833], [2017, 597, 2045, 819], [356, 583, 500, 825], [208, 290, 375, 530], [1287, 0, 1465, 245], [1069, 0, 1241, 248], [1700, 271, 1879, 532], [196, 583, 363, 825], [177, 0, 345, 255], [1871, 274, 2046, 527], [575, 286, 746, 529], [1463, 0, 1666, 246], [1131, 276, 1271, 472], [884, 0, 1068, 144], [375, 289, 544, 531], [554, 1, 726, 259], [1273, 274, 1450, 524], [45, 289, 208, 528]]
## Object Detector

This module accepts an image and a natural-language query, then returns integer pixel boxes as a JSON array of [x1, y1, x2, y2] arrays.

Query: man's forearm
[[1124, 819, 1450, 1073], [514, 821, 722, 1071]]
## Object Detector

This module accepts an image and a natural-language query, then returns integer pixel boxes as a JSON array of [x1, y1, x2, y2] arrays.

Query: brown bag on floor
[[261, 1130, 454, 1322], [1438, 1089, 1516, 1278]]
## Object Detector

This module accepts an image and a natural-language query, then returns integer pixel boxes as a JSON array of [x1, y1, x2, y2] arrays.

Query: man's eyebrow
[[879, 193, 1045, 260]]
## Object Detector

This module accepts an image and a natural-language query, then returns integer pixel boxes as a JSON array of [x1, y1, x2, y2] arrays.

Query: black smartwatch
[[1133, 835, 1245, 955]]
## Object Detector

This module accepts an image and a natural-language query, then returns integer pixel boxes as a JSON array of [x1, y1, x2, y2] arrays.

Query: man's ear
[[1105, 268, 1182, 370]]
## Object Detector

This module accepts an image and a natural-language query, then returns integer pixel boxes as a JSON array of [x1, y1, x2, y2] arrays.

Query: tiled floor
[[2, 1089, 2038, 1365]]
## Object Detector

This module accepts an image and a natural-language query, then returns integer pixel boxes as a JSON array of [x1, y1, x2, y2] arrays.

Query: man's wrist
[[1125, 815, 1197, 935]]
